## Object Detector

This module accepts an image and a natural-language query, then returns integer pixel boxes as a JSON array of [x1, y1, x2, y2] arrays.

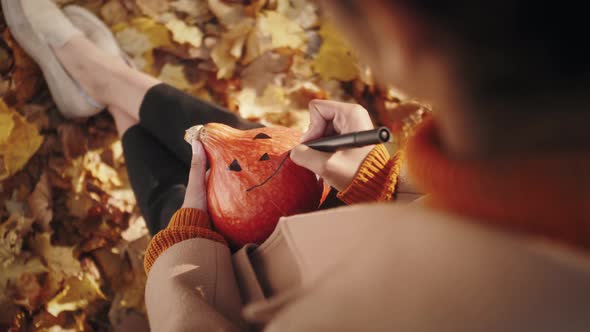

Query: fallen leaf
[[66, 193, 95, 219], [244, 10, 305, 64], [276, 0, 319, 29], [0, 213, 34, 267], [208, 0, 247, 28], [165, 18, 203, 48], [46, 273, 106, 317], [210, 19, 255, 78], [313, 23, 359, 81], [0, 112, 15, 143], [100, 0, 129, 26], [0, 99, 44, 180], [14, 272, 43, 311], [27, 172, 53, 232], [170, 0, 212, 23], [2, 29, 43, 105], [29, 233, 82, 284], [235, 84, 286, 120], [0, 44, 13, 75], [114, 26, 152, 57], [241, 51, 291, 94], [158, 63, 192, 91], [58, 123, 88, 161], [136, 0, 169, 19]]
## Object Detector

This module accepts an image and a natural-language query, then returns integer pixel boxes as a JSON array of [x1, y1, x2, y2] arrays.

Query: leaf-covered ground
[[0, 0, 427, 330]]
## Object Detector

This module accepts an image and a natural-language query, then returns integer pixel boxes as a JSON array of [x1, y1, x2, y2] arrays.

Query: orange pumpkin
[[186, 123, 323, 247]]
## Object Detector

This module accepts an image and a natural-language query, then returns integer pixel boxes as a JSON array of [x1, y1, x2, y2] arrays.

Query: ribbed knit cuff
[[144, 208, 228, 273], [337, 145, 403, 204]]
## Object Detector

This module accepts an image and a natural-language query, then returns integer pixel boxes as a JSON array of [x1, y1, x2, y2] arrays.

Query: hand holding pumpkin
[[290, 100, 376, 191]]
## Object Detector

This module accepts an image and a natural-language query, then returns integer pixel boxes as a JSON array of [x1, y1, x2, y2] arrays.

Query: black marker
[[304, 127, 392, 152]]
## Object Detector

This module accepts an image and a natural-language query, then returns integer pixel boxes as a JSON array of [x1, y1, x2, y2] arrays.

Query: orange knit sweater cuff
[[337, 145, 404, 205], [143, 208, 227, 273]]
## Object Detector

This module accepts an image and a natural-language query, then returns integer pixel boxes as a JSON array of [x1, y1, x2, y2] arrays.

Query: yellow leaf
[[313, 24, 359, 81], [0, 112, 15, 143], [158, 63, 192, 91], [165, 19, 204, 48], [0, 99, 44, 181], [113, 18, 172, 71], [244, 11, 305, 64], [46, 274, 106, 317]]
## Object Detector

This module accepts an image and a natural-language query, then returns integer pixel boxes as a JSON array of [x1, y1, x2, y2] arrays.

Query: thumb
[[183, 140, 208, 210], [290, 144, 332, 176]]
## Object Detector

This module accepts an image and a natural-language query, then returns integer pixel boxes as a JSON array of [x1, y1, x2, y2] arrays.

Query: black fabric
[[138, 84, 261, 166], [123, 84, 260, 234]]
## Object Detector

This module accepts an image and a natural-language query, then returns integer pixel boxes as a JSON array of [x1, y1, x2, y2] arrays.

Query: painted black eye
[[253, 133, 271, 140], [228, 159, 242, 172], [259, 153, 270, 161]]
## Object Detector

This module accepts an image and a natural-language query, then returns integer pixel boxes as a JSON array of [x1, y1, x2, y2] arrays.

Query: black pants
[[123, 84, 344, 236]]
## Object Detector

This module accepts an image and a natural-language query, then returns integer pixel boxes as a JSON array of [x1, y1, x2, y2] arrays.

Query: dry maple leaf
[[165, 18, 204, 48], [0, 99, 44, 181]]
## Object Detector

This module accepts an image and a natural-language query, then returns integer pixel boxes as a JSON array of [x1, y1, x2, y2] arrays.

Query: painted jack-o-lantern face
[[188, 123, 323, 247]]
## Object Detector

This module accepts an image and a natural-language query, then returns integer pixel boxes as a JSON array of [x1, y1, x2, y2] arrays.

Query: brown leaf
[[58, 123, 88, 161], [0, 42, 13, 75], [27, 172, 53, 232], [13, 273, 43, 311], [2, 29, 43, 105]]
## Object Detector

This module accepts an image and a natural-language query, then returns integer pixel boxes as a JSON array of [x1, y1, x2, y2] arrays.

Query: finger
[[183, 140, 208, 210], [311, 100, 373, 133], [290, 144, 332, 176], [301, 100, 332, 142]]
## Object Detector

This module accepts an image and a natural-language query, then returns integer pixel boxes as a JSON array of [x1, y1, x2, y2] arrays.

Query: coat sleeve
[[145, 238, 246, 332], [144, 209, 245, 331]]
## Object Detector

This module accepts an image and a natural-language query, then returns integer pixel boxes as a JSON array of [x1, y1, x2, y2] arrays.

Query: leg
[[54, 36, 261, 166], [121, 124, 189, 235]]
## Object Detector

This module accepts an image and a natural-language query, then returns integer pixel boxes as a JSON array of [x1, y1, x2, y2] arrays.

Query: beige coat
[[145, 200, 590, 331]]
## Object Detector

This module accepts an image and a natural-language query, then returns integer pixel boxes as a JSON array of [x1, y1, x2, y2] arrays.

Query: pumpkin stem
[[184, 125, 204, 144]]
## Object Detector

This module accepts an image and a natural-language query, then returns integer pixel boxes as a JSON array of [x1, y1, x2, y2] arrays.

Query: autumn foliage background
[[0, 0, 426, 330]]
